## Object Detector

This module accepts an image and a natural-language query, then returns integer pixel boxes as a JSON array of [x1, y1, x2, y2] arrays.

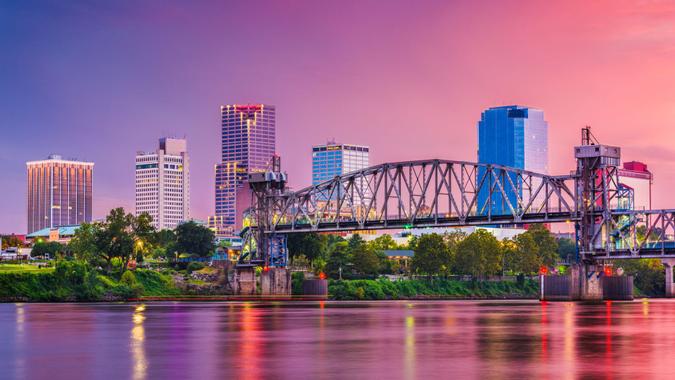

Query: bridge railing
[[262, 160, 578, 233]]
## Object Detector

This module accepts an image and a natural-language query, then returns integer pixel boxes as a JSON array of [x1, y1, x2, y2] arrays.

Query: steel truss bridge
[[242, 138, 675, 267]]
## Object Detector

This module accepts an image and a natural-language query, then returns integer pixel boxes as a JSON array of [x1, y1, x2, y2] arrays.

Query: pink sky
[[2, 0, 675, 232]]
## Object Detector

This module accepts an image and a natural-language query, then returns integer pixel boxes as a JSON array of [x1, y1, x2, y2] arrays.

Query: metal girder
[[260, 159, 579, 233]]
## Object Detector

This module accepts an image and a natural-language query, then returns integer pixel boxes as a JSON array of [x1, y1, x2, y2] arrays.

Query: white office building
[[135, 138, 190, 230]]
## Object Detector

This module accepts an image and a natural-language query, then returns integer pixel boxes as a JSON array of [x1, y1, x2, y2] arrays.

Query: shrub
[[291, 271, 305, 295], [186, 262, 205, 273]]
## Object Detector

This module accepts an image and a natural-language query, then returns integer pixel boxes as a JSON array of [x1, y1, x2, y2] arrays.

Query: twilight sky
[[2, 0, 675, 233]]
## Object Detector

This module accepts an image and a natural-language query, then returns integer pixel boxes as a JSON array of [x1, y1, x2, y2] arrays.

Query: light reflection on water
[[2, 300, 675, 378]]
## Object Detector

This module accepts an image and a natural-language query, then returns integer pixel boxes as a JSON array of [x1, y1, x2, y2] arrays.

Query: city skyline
[[3, 1, 675, 233]]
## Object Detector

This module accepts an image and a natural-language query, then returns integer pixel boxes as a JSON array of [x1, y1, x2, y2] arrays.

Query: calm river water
[[1, 300, 675, 379]]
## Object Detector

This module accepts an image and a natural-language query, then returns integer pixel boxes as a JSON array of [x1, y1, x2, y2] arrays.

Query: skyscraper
[[312, 142, 370, 184], [312, 142, 370, 204], [476, 105, 549, 215], [135, 138, 190, 230], [26, 155, 93, 234], [214, 104, 275, 234]]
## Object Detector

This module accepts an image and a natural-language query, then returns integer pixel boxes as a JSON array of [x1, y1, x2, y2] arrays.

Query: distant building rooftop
[[384, 250, 414, 258], [27, 225, 81, 238]]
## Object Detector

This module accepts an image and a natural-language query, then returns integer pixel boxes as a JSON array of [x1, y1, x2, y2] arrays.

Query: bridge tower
[[574, 127, 622, 262], [235, 155, 291, 295]]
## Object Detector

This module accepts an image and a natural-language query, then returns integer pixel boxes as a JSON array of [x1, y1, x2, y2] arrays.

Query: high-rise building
[[618, 161, 653, 211], [312, 142, 370, 185], [476, 105, 549, 215], [214, 104, 275, 234], [26, 155, 93, 234], [135, 138, 190, 230]]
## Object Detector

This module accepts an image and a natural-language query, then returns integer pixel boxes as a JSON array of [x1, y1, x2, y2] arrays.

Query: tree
[[69, 208, 155, 272], [411, 233, 452, 277], [326, 241, 351, 279], [287, 233, 327, 261], [368, 234, 398, 252], [525, 224, 558, 267], [557, 238, 576, 262], [1, 235, 24, 249], [454, 230, 502, 277], [175, 221, 215, 258], [69, 222, 101, 264], [347, 234, 366, 252], [352, 245, 382, 275], [504, 233, 540, 275], [96, 208, 135, 272], [31, 241, 65, 258], [152, 229, 177, 258]]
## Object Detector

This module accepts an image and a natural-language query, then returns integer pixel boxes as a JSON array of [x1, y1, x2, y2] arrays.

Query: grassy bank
[[329, 278, 539, 300], [0, 261, 179, 302]]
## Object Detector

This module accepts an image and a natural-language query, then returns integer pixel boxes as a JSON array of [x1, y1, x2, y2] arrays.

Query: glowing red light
[[604, 266, 612, 276], [263, 266, 270, 272], [539, 266, 548, 275], [318, 272, 327, 280]]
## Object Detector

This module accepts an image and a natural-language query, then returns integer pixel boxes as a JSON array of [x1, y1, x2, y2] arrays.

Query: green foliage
[[287, 233, 327, 261], [411, 233, 452, 276], [175, 221, 215, 258], [31, 241, 65, 258], [69, 208, 157, 272], [525, 225, 559, 267], [329, 278, 539, 300], [616, 259, 665, 296], [557, 238, 576, 262], [351, 245, 382, 275], [291, 271, 305, 295], [0, 262, 179, 301], [326, 242, 351, 278], [186, 262, 205, 273], [454, 229, 502, 277], [504, 234, 541, 275]]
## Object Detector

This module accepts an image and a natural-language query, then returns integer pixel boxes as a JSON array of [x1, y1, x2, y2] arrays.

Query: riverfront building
[[135, 138, 190, 230], [213, 104, 275, 234], [26, 155, 93, 234], [476, 105, 549, 215]]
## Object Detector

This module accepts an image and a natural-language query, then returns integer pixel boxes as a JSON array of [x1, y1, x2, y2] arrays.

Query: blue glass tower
[[476, 106, 548, 215]]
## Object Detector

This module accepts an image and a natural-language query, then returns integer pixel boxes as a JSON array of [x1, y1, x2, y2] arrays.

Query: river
[[1, 300, 674, 379]]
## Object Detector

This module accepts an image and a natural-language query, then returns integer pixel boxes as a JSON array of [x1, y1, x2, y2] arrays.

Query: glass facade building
[[26, 155, 94, 234], [214, 104, 275, 234], [476, 106, 548, 215], [312, 143, 370, 201]]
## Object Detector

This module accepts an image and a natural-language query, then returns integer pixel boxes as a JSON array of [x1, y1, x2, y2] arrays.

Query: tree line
[[35, 208, 215, 273], [288, 225, 574, 279]]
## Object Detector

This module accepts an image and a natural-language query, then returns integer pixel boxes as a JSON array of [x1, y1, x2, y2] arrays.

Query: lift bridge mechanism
[[240, 129, 675, 268]]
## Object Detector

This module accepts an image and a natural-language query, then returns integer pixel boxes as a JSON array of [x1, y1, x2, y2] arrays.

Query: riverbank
[[0, 261, 540, 301]]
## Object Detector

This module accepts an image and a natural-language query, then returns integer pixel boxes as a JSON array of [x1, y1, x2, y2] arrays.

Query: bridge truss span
[[264, 159, 578, 233], [602, 209, 675, 259]]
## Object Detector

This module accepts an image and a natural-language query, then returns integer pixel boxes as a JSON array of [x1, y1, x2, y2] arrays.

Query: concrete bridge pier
[[662, 259, 675, 297], [234, 266, 257, 295], [573, 264, 604, 301]]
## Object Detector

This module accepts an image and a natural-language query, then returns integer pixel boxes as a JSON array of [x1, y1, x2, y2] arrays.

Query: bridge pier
[[573, 264, 604, 301], [662, 259, 675, 298], [260, 268, 291, 295], [541, 264, 632, 301], [234, 266, 257, 295]]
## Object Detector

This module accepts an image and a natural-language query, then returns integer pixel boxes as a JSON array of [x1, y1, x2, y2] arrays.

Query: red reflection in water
[[541, 301, 549, 359], [605, 301, 613, 380], [240, 304, 261, 380]]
